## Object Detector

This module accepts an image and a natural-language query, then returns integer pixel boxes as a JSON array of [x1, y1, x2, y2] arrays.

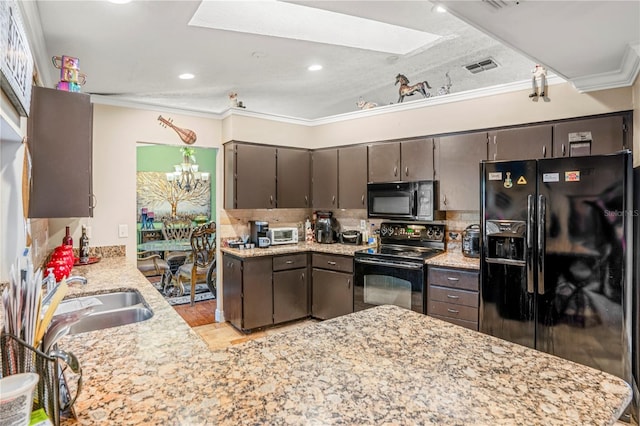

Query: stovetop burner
[[355, 221, 446, 262]]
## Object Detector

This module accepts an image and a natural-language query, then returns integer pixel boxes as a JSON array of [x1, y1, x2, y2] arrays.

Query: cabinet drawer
[[312, 253, 353, 273], [428, 300, 478, 323], [428, 285, 478, 308], [430, 314, 478, 331], [428, 267, 479, 291], [273, 253, 307, 271]]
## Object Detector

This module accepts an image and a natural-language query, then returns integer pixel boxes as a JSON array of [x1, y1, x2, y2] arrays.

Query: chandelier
[[166, 148, 210, 192]]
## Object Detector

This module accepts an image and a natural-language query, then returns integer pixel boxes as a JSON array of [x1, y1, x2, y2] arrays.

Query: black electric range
[[354, 222, 446, 314]]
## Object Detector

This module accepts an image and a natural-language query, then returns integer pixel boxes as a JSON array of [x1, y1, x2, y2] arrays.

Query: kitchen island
[[31, 258, 630, 425]]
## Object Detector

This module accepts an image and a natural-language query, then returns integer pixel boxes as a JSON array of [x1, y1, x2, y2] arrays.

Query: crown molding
[[570, 44, 640, 93], [91, 76, 566, 127], [89, 95, 223, 119]]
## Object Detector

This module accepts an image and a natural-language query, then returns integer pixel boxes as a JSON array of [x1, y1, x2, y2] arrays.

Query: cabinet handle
[[347, 279, 351, 289], [393, 166, 398, 177], [286, 260, 293, 264], [442, 195, 447, 206], [91, 194, 97, 209], [405, 166, 409, 176], [304, 195, 309, 206], [447, 308, 459, 314], [446, 294, 459, 299], [446, 277, 459, 281], [301, 272, 305, 281], [332, 195, 336, 205], [361, 194, 365, 205], [542, 145, 547, 158], [327, 261, 337, 265], [270, 195, 274, 205], [493, 135, 497, 160], [562, 144, 566, 156]]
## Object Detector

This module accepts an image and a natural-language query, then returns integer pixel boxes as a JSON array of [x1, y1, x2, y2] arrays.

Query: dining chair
[[175, 222, 217, 306], [161, 217, 194, 272], [136, 250, 170, 289]]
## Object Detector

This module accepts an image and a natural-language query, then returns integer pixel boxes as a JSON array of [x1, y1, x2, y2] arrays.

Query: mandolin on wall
[[157, 115, 197, 145]]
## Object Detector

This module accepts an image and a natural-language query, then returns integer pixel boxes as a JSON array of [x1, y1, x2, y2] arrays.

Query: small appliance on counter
[[339, 230, 362, 245], [249, 221, 270, 247], [315, 211, 338, 244], [462, 224, 480, 258], [268, 227, 298, 245]]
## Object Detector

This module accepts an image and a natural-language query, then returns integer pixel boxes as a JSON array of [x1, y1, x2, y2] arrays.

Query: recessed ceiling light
[[435, 6, 447, 13], [108, 0, 131, 4], [179, 73, 195, 80], [308, 64, 323, 71]]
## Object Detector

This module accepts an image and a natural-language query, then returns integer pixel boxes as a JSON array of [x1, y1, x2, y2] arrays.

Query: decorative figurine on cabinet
[[529, 64, 547, 99], [356, 97, 378, 110], [395, 73, 431, 103], [228, 92, 246, 108]]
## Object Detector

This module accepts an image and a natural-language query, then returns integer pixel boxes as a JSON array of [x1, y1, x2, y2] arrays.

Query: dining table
[[136, 239, 192, 253]]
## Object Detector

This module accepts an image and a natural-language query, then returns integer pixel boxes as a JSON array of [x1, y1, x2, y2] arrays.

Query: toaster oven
[[267, 227, 299, 245]]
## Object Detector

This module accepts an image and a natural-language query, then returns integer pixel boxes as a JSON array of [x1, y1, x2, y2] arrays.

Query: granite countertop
[[221, 241, 371, 258], [222, 241, 481, 270], [427, 250, 481, 270], [4, 258, 629, 425]]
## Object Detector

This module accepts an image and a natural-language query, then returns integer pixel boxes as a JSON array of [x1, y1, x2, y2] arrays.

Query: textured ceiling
[[24, 1, 640, 120]]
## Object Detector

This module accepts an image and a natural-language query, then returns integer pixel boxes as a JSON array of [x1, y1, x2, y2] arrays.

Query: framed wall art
[[1, 0, 34, 117]]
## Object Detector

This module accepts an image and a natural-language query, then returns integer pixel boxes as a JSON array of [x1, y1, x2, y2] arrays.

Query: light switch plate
[[118, 224, 128, 238], [360, 220, 366, 229]]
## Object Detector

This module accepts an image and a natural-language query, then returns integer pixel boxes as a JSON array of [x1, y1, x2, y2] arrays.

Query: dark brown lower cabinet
[[427, 266, 479, 331], [311, 253, 354, 320], [273, 254, 309, 324], [223, 254, 273, 331]]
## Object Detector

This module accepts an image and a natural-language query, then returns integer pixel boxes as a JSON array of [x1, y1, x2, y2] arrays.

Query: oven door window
[[355, 259, 425, 313], [364, 274, 411, 309]]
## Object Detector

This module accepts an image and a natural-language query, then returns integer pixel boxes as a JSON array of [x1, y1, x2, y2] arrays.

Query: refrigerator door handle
[[537, 194, 546, 295], [526, 194, 534, 294]]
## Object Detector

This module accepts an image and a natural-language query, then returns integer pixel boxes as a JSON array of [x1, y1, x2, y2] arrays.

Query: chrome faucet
[[66, 275, 88, 286]]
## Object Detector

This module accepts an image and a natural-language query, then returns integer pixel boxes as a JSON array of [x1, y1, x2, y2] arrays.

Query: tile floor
[[172, 298, 317, 350]]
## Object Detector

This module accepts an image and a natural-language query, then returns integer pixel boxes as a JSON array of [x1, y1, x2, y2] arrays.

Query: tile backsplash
[[219, 208, 479, 249]]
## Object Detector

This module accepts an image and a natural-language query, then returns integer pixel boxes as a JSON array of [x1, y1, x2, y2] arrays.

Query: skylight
[[189, 1, 441, 55]]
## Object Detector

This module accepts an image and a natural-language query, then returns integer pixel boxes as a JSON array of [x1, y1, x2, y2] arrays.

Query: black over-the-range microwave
[[367, 180, 437, 221]]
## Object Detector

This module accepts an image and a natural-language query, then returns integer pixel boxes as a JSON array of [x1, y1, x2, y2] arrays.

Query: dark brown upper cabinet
[[553, 115, 628, 158], [312, 148, 338, 209], [276, 147, 310, 208], [488, 125, 553, 161], [434, 132, 488, 211], [338, 145, 367, 209], [224, 142, 277, 209], [368, 138, 434, 183], [28, 86, 93, 218]]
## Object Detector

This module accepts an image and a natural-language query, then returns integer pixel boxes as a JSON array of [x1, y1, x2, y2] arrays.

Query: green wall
[[136, 144, 217, 216]]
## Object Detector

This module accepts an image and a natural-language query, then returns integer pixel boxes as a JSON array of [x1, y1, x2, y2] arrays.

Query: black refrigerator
[[480, 151, 633, 385]]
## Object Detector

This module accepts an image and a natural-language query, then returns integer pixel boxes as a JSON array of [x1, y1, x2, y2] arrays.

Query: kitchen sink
[[60, 290, 154, 335]]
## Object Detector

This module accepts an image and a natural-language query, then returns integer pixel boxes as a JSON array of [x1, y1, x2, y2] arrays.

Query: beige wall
[[48, 104, 223, 264], [219, 81, 633, 150], [309, 82, 633, 148], [221, 113, 313, 147]]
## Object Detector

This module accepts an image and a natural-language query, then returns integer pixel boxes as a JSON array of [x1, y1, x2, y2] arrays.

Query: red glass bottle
[[62, 226, 73, 246]]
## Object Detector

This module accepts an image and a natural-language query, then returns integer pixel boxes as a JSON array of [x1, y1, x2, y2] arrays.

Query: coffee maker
[[315, 211, 337, 244], [249, 221, 270, 247]]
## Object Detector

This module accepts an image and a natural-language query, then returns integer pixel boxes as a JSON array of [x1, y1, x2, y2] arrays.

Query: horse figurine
[[395, 73, 431, 103]]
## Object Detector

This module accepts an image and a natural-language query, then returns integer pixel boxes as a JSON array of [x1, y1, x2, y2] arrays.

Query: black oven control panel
[[379, 222, 445, 244]]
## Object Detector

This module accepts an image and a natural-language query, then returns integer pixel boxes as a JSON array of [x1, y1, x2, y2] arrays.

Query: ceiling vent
[[464, 58, 499, 74]]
